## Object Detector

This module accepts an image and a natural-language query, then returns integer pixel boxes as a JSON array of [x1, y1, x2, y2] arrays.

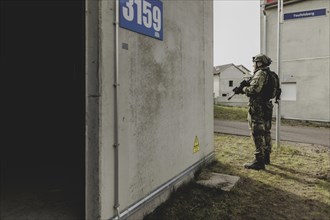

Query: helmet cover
[[252, 54, 272, 66]]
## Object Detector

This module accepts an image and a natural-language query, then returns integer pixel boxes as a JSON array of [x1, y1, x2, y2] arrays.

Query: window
[[222, 93, 227, 97], [229, 80, 233, 87]]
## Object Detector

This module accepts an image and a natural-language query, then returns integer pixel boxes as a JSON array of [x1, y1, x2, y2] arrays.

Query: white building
[[237, 64, 251, 75], [214, 63, 251, 106], [261, 0, 330, 122]]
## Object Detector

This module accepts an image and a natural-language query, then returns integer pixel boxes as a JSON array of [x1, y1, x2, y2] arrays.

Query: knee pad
[[251, 123, 265, 136], [264, 120, 272, 131]]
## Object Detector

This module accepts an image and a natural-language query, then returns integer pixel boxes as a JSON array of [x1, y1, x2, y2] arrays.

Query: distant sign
[[284, 8, 327, 20], [120, 0, 163, 40]]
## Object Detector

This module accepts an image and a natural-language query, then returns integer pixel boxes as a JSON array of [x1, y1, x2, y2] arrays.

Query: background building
[[237, 64, 251, 75], [261, 0, 330, 122], [213, 64, 251, 106], [1, 1, 214, 219]]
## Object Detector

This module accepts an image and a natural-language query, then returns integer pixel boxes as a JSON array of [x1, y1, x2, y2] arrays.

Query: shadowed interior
[[1, 1, 85, 219]]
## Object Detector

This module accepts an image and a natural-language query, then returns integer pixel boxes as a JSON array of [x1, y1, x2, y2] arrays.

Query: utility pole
[[276, 0, 283, 148]]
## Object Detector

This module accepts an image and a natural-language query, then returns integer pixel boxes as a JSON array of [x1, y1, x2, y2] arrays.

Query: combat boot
[[264, 151, 270, 165], [244, 159, 265, 170]]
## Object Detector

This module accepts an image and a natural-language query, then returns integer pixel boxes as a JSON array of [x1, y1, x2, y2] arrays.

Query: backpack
[[262, 69, 281, 103]]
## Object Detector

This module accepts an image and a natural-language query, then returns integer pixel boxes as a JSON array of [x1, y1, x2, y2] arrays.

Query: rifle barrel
[[227, 93, 235, 100]]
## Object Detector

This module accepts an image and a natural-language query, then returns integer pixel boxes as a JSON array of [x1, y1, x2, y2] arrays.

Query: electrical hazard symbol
[[193, 136, 200, 153]]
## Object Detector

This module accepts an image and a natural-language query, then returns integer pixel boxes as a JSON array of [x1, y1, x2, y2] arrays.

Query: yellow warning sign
[[193, 136, 200, 153]]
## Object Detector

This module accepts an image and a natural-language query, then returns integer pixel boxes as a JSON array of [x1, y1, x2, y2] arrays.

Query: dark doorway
[[1, 1, 85, 219]]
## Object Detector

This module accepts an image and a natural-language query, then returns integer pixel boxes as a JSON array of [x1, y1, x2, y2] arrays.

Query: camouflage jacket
[[243, 67, 269, 103]]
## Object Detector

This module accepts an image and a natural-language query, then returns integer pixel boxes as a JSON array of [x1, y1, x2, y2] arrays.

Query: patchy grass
[[214, 105, 248, 122], [214, 104, 330, 128], [281, 118, 330, 128], [144, 134, 330, 220]]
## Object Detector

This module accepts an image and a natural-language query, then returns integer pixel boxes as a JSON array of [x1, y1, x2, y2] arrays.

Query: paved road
[[214, 119, 330, 147]]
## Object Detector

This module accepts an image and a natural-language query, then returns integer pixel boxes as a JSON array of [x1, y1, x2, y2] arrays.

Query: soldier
[[240, 54, 277, 170]]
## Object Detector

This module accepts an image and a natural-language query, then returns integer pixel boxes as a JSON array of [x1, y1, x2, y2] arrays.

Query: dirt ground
[[144, 134, 330, 220]]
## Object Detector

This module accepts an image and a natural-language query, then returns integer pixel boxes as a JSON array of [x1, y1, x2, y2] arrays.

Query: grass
[[214, 104, 330, 128], [214, 105, 248, 122], [144, 134, 330, 220]]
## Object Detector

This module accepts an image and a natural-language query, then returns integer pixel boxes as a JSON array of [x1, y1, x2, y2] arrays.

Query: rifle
[[227, 77, 252, 101]]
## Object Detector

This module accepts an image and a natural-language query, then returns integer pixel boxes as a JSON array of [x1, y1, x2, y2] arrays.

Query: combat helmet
[[252, 54, 272, 66]]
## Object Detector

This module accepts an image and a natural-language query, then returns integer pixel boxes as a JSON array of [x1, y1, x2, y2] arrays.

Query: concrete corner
[[196, 172, 240, 191]]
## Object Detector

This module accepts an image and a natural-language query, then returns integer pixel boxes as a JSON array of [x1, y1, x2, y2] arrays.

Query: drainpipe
[[262, 1, 267, 54], [276, 0, 283, 149], [114, 0, 120, 219]]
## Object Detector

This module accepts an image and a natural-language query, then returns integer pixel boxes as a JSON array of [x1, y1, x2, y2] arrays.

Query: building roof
[[213, 63, 250, 76], [265, 0, 307, 10], [213, 63, 233, 75], [237, 64, 250, 73]]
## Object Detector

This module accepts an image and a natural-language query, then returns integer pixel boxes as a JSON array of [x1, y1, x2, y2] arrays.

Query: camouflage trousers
[[247, 100, 273, 161]]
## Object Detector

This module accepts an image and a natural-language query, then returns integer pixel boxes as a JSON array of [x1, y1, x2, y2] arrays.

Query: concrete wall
[[86, 0, 214, 219], [261, 0, 330, 121], [215, 66, 248, 106]]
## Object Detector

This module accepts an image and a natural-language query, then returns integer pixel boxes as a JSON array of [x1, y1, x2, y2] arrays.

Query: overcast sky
[[214, 0, 261, 72]]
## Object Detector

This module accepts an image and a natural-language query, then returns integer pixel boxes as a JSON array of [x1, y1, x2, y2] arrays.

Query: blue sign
[[120, 0, 163, 40], [284, 8, 327, 20]]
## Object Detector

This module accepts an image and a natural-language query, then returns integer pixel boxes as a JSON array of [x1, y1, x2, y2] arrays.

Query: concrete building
[[237, 64, 251, 75], [2, 1, 213, 220], [213, 64, 251, 106], [261, 0, 330, 122]]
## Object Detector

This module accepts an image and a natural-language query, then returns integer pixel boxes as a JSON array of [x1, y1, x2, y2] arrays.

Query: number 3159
[[122, 0, 162, 31]]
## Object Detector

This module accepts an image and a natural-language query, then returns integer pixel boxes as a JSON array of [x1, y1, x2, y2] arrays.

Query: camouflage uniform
[[243, 66, 273, 167]]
